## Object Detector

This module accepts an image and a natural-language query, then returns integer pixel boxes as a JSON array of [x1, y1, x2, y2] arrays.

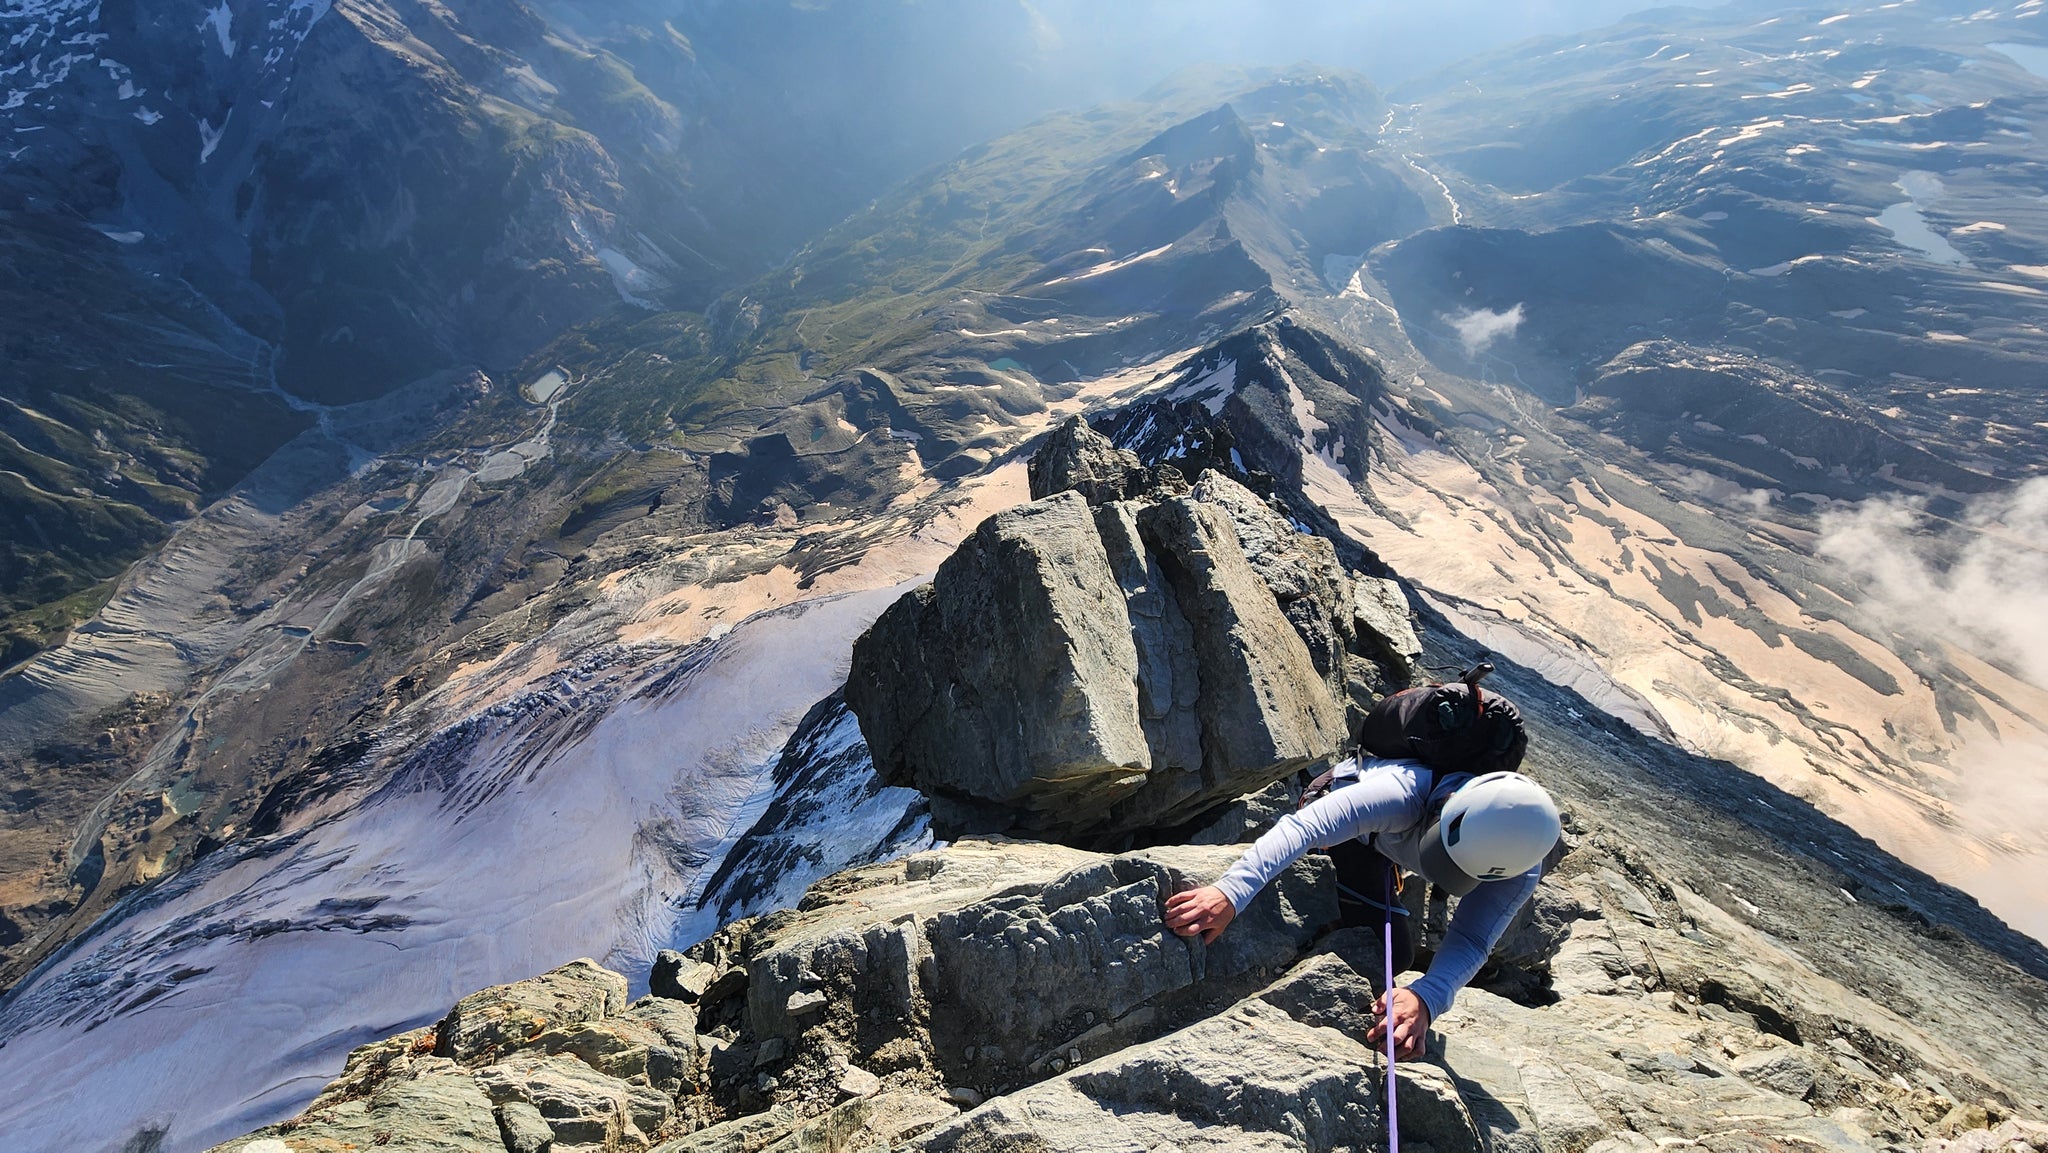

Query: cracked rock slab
[[911, 955, 1476, 1153], [209, 1072, 504, 1153], [436, 958, 630, 1065]]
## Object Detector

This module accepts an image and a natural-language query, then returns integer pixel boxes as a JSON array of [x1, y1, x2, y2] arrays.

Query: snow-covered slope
[[0, 587, 912, 1153], [0, 0, 329, 154]]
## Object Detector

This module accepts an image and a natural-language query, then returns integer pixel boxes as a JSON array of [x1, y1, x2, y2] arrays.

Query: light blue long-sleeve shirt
[[1212, 757, 1540, 1022]]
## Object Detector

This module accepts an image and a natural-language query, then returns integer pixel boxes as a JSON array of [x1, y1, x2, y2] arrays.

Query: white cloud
[[1448, 304, 1524, 355], [1822, 479, 2048, 943], [1817, 477, 2048, 688], [1944, 733, 2048, 943], [1674, 466, 1777, 510]]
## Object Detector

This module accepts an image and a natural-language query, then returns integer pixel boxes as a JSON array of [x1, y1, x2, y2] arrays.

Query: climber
[[1164, 764, 1561, 1061]]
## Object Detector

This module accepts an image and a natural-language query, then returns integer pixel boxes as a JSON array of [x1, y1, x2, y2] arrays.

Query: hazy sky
[[1013, 0, 1731, 95]]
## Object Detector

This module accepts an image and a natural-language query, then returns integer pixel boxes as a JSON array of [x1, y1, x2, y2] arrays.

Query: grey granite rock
[[1350, 575, 1423, 683], [847, 476, 1354, 843], [497, 1099, 557, 1153], [1189, 471, 1359, 697], [1028, 416, 1147, 505], [910, 955, 1455, 1153], [211, 1072, 504, 1153], [733, 839, 1332, 1096], [1114, 493, 1346, 827], [652, 1107, 798, 1153], [1093, 498, 1205, 777], [921, 846, 1332, 1078], [756, 1091, 960, 1153], [846, 491, 1153, 831], [436, 958, 630, 1065], [651, 948, 719, 1002], [619, 995, 702, 1053], [473, 1052, 658, 1150]]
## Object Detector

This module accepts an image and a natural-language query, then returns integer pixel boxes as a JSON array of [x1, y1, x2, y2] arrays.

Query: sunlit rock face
[[205, 793, 2048, 1153], [843, 415, 1436, 843]]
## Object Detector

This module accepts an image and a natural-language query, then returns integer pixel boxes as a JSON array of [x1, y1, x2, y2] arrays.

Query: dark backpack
[[1354, 661, 1526, 777]]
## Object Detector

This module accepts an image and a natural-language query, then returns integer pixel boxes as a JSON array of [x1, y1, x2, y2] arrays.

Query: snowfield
[[0, 587, 907, 1153]]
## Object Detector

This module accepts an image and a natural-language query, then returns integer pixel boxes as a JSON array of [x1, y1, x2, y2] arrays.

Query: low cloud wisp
[[1449, 304, 1525, 355], [1818, 476, 2048, 688], [1820, 477, 2048, 942]]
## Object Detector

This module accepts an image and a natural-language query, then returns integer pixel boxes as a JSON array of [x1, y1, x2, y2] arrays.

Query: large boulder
[[436, 958, 631, 1065], [1352, 574, 1424, 683], [845, 491, 1156, 835], [1027, 415, 1149, 504], [847, 424, 1371, 842], [1186, 471, 1359, 695], [910, 961, 1381, 1153], [688, 839, 1336, 1109], [1106, 492, 1347, 828], [209, 1073, 506, 1153], [474, 1052, 673, 1150]]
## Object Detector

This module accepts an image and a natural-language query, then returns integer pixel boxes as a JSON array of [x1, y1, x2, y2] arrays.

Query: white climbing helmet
[[1417, 772, 1562, 896]]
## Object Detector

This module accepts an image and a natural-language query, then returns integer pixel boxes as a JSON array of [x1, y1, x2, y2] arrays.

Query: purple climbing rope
[[1384, 866, 1400, 1153]]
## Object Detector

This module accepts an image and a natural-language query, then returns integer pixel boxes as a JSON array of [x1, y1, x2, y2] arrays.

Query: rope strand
[[1385, 865, 1400, 1153]]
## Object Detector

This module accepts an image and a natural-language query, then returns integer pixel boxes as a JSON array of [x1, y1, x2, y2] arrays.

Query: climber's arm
[[1407, 864, 1542, 1021], [1164, 761, 1430, 942]]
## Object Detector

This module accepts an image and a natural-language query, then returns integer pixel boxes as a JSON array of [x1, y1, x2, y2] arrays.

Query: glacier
[[0, 585, 920, 1153]]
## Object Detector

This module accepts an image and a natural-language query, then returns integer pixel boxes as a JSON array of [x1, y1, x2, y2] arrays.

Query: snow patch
[[0, 589, 906, 1153], [1043, 243, 1173, 286], [1719, 119, 1786, 146], [199, 1, 236, 56], [595, 247, 663, 308], [198, 110, 231, 163], [1165, 359, 1237, 415], [1748, 255, 1826, 276], [1281, 366, 1346, 481]]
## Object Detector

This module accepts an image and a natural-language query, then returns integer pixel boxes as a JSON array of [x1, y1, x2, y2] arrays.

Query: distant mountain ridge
[[0, 0, 1177, 662]]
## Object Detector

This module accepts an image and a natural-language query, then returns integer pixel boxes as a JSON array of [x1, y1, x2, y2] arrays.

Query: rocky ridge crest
[[846, 417, 1416, 844], [207, 825, 2048, 1153], [207, 418, 2048, 1153]]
